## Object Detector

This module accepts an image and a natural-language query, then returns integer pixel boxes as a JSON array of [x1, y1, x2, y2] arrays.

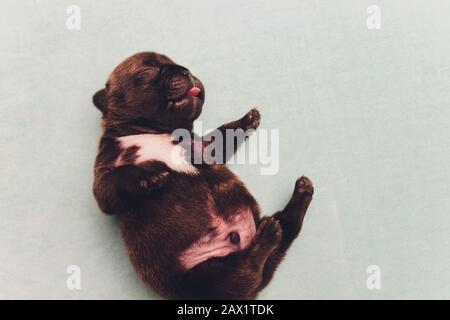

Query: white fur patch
[[115, 134, 198, 175], [179, 208, 257, 270]]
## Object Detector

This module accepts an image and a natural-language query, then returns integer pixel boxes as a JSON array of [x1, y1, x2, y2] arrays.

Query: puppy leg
[[93, 162, 170, 215], [257, 176, 314, 291], [202, 108, 261, 163], [181, 216, 281, 299]]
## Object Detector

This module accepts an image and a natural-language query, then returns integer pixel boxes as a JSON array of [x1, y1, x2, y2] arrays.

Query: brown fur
[[92, 52, 314, 299]]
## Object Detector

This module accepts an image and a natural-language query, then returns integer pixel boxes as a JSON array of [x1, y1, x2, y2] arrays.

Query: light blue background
[[1, 0, 449, 299]]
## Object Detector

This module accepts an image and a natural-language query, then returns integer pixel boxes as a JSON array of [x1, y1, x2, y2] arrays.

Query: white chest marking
[[115, 134, 198, 175]]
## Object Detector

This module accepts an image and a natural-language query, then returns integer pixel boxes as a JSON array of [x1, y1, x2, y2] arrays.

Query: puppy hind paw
[[257, 217, 282, 246]]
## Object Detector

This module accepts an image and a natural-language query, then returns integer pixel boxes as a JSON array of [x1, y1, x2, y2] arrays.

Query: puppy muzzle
[[161, 65, 198, 101]]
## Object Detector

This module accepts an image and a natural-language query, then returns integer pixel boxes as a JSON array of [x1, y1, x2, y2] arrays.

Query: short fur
[[92, 52, 314, 299]]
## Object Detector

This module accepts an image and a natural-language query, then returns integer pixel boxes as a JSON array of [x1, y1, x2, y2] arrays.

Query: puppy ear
[[93, 89, 108, 113]]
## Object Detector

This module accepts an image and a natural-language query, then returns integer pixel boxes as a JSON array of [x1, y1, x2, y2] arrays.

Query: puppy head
[[93, 52, 205, 130]]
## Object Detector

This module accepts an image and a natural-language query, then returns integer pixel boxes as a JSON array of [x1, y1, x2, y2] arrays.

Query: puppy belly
[[179, 207, 256, 270]]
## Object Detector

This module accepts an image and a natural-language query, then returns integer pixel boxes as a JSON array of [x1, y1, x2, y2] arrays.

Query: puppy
[[92, 52, 314, 299]]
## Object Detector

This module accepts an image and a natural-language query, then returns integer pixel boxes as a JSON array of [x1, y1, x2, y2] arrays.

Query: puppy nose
[[187, 87, 201, 97]]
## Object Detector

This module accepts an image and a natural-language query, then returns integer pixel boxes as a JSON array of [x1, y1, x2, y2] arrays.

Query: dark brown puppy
[[92, 52, 314, 299]]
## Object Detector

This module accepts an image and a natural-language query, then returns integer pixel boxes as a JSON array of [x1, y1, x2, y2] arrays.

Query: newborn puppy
[[92, 52, 314, 299]]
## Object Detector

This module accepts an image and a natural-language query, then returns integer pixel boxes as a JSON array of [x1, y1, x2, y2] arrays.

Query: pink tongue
[[187, 87, 201, 97]]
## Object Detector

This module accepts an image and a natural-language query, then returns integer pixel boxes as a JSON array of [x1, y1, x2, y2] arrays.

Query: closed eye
[[137, 66, 160, 80]]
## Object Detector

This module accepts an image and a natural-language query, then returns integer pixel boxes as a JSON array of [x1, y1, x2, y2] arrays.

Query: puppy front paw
[[256, 217, 282, 247], [241, 108, 261, 131], [293, 176, 314, 198], [117, 166, 170, 196], [136, 171, 170, 193]]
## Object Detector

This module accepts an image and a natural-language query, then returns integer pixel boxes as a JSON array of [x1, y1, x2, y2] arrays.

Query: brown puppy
[[92, 52, 314, 299]]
